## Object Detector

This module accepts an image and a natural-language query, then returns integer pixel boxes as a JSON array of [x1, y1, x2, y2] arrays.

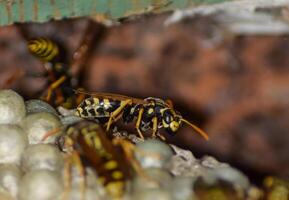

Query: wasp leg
[[152, 117, 158, 138], [156, 133, 166, 141], [62, 137, 86, 200], [135, 107, 145, 140], [61, 154, 71, 200], [106, 99, 132, 132], [71, 151, 86, 200], [45, 75, 67, 102], [113, 138, 159, 186], [61, 136, 73, 200], [113, 138, 142, 175], [40, 127, 62, 142]]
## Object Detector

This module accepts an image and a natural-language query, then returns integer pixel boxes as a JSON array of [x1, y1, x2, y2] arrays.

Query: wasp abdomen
[[28, 38, 60, 62], [76, 97, 123, 119], [63, 121, 128, 198]]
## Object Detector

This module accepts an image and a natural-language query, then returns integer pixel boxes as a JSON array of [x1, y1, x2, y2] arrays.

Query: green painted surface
[[0, 0, 232, 26], [95, 0, 108, 14], [23, 0, 33, 22], [0, 2, 8, 23]]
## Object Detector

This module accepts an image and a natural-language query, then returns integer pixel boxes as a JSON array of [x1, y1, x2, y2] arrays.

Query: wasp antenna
[[73, 88, 81, 94], [73, 88, 89, 95], [181, 119, 209, 141]]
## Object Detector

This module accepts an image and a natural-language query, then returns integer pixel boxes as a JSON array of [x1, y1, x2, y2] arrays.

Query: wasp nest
[[18, 170, 63, 200], [20, 112, 62, 144], [21, 144, 64, 173], [0, 90, 26, 124], [0, 89, 280, 200]]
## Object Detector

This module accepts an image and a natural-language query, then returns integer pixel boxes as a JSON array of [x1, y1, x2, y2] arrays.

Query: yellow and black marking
[[28, 38, 60, 63], [75, 97, 125, 121], [264, 176, 289, 200], [74, 90, 209, 141], [59, 121, 131, 199], [27, 37, 84, 109]]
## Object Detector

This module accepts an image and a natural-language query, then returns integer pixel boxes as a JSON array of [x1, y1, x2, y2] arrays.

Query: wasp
[[27, 37, 80, 108], [50, 120, 142, 199], [74, 90, 209, 141], [25, 20, 101, 109], [264, 176, 289, 200]]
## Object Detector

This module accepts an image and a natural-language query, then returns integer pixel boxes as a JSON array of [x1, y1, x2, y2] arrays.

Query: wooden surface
[[0, 0, 231, 26]]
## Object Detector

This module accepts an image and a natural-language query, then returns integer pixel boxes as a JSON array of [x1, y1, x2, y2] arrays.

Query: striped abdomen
[[75, 97, 123, 119], [28, 38, 59, 62], [65, 121, 129, 198]]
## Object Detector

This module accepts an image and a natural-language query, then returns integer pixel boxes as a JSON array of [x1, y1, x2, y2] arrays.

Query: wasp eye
[[165, 115, 170, 123], [163, 110, 173, 123]]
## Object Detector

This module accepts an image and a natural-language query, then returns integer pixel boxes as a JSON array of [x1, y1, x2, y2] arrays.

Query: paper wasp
[[27, 37, 80, 108], [43, 120, 141, 199], [26, 21, 100, 109], [74, 90, 209, 141]]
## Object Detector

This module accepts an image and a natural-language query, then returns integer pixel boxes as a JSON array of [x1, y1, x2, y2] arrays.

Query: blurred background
[[0, 0, 288, 185]]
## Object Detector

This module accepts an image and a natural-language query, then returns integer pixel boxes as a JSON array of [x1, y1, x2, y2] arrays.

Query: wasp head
[[161, 108, 182, 135], [161, 108, 209, 140]]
